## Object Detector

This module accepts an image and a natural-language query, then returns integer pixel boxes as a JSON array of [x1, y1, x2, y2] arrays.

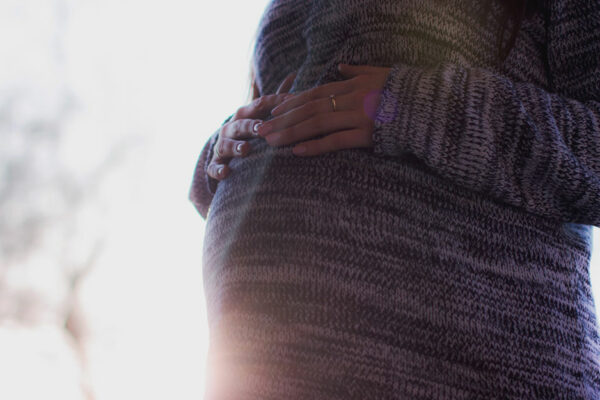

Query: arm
[[188, 114, 233, 220], [373, 62, 600, 226]]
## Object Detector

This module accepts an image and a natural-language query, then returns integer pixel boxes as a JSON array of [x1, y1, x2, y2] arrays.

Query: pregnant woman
[[190, 0, 600, 398]]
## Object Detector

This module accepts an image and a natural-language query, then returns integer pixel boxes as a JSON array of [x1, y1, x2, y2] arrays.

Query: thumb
[[276, 71, 297, 94]]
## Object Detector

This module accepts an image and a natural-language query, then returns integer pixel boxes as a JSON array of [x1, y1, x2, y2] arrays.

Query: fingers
[[234, 93, 292, 121], [257, 91, 362, 147], [214, 137, 250, 160], [256, 92, 354, 137], [221, 118, 264, 140], [270, 78, 354, 116], [291, 128, 372, 156], [256, 99, 325, 137], [212, 72, 297, 182], [276, 71, 297, 94], [264, 110, 362, 147], [207, 138, 250, 181], [207, 162, 230, 180]]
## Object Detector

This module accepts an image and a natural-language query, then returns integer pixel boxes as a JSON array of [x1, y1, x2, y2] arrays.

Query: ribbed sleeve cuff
[[373, 63, 419, 157], [373, 61, 503, 198], [373, 63, 472, 178]]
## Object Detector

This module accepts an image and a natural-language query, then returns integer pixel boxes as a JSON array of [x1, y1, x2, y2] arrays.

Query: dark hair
[[497, 0, 547, 65]]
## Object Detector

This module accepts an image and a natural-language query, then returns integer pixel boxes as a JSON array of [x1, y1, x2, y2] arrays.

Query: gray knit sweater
[[190, 0, 600, 398]]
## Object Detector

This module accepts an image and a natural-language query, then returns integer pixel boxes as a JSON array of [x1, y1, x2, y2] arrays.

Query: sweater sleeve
[[372, 62, 600, 227], [188, 114, 234, 220]]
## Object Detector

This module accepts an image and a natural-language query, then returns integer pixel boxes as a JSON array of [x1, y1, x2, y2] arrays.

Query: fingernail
[[236, 143, 243, 154], [253, 122, 262, 135], [217, 166, 224, 176]]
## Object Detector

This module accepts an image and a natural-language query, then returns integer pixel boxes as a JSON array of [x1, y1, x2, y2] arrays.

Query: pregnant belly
[[201, 139, 585, 399]]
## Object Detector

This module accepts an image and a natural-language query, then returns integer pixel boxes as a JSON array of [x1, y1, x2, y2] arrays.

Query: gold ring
[[329, 94, 337, 112]]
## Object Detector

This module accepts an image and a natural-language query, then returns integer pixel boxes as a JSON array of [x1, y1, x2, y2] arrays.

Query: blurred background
[[0, 0, 598, 399], [0, 0, 268, 399]]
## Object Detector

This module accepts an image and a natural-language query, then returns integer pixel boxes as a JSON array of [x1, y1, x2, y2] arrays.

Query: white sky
[[64, 1, 271, 398], [1, 0, 269, 399], [1, 1, 599, 399]]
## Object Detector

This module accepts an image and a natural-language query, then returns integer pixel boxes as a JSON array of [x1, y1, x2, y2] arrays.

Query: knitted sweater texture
[[190, 0, 600, 398]]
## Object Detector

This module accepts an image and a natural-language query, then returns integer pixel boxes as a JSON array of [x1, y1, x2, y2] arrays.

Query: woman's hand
[[207, 71, 297, 180], [255, 64, 392, 156]]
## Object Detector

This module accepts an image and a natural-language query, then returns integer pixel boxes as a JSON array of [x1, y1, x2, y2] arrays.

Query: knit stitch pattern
[[189, 0, 600, 398]]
